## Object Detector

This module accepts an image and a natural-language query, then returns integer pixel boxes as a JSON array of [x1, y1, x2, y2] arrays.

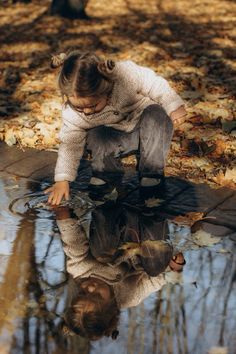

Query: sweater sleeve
[[57, 218, 98, 278], [118, 61, 185, 116], [57, 218, 127, 282], [116, 272, 167, 309], [55, 107, 87, 182]]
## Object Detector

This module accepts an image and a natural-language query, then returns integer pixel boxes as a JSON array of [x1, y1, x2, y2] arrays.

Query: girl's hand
[[173, 116, 186, 129], [170, 105, 187, 128], [44, 181, 70, 205]]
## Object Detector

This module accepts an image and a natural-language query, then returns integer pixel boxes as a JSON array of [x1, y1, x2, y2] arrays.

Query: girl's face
[[68, 95, 108, 115], [80, 278, 112, 303]]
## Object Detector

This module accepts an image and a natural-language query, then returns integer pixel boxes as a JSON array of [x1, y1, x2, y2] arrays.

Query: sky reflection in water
[[0, 175, 235, 354]]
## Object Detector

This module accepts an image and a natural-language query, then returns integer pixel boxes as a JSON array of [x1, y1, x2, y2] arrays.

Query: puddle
[[0, 174, 236, 354]]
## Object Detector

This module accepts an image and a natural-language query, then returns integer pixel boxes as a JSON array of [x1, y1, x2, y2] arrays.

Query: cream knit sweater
[[57, 218, 167, 309], [55, 60, 184, 182]]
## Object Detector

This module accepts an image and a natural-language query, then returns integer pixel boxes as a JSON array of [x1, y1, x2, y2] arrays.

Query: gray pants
[[86, 104, 173, 178]]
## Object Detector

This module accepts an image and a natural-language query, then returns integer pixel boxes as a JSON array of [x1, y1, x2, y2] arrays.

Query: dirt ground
[[0, 0, 236, 188]]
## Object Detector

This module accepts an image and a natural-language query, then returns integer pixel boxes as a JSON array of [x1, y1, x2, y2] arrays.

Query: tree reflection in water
[[122, 247, 236, 354], [0, 177, 236, 354]]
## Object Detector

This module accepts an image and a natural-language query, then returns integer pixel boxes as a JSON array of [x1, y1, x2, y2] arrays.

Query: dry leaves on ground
[[0, 0, 236, 188]]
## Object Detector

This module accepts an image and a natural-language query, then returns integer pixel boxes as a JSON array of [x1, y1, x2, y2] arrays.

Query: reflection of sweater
[[57, 218, 167, 309], [55, 60, 184, 182]]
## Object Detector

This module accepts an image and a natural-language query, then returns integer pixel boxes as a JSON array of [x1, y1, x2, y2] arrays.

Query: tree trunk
[[50, 0, 89, 19]]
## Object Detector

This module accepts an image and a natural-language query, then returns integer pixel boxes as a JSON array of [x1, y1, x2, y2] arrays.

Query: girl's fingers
[[48, 191, 59, 204], [48, 189, 68, 205], [65, 190, 70, 200], [54, 192, 63, 206], [44, 187, 53, 194], [51, 193, 59, 205], [48, 192, 54, 204], [54, 195, 61, 206]]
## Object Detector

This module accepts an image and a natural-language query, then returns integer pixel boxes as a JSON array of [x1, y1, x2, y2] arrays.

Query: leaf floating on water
[[104, 188, 118, 201], [173, 212, 205, 226], [119, 242, 140, 252], [192, 230, 221, 247], [90, 177, 106, 186], [145, 197, 164, 208]]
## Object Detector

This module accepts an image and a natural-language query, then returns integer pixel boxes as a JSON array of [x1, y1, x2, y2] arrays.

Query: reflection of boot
[[88, 177, 108, 199], [139, 174, 166, 202], [140, 177, 162, 186], [88, 172, 124, 201]]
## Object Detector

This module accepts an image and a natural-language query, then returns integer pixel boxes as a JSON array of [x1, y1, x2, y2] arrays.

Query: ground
[[0, 0, 236, 188]]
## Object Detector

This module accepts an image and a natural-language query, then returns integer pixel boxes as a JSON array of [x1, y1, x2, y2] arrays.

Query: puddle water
[[0, 175, 236, 354]]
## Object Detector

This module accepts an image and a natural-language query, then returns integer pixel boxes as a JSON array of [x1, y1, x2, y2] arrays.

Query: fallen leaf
[[5, 129, 17, 146], [224, 167, 236, 183], [90, 177, 106, 186], [145, 198, 164, 208], [213, 171, 236, 188], [188, 139, 215, 157], [213, 139, 228, 156], [121, 155, 137, 167], [173, 212, 205, 226], [104, 188, 118, 201]]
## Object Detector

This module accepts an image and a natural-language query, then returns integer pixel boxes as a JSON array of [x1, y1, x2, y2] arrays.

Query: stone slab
[[0, 142, 40, 171], [0, 142, 57, 180], [5, 151, 57, 178]]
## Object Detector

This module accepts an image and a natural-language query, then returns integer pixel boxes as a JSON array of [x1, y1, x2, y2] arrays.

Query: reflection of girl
[[45, 50, 186, 205], [55, 205, 185, 340]]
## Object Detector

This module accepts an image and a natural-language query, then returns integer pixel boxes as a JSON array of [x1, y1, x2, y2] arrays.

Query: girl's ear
[[97, 60, 115, 77], [51, 53, 67, 69]]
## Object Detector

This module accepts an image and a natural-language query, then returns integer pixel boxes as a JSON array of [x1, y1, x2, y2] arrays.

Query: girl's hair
[[51, 49, 115, 98], [62, 278, 120, 341]]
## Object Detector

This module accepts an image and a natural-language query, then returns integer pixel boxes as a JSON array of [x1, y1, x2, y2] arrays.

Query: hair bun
[[97, 59, 115, 77], [111, 329, 119, 340], [51, 53, 67, 69]]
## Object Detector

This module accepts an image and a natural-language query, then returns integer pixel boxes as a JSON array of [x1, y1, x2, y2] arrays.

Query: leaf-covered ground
[[0, 0, 236, 188]]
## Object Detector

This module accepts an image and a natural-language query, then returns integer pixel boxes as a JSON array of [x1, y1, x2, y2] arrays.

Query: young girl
[[45, 50, 187, 205]]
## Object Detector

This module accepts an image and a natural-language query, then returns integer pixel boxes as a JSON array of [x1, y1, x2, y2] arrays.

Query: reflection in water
[[0, 176, 236, 353], [0, 177, 89, 354]]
